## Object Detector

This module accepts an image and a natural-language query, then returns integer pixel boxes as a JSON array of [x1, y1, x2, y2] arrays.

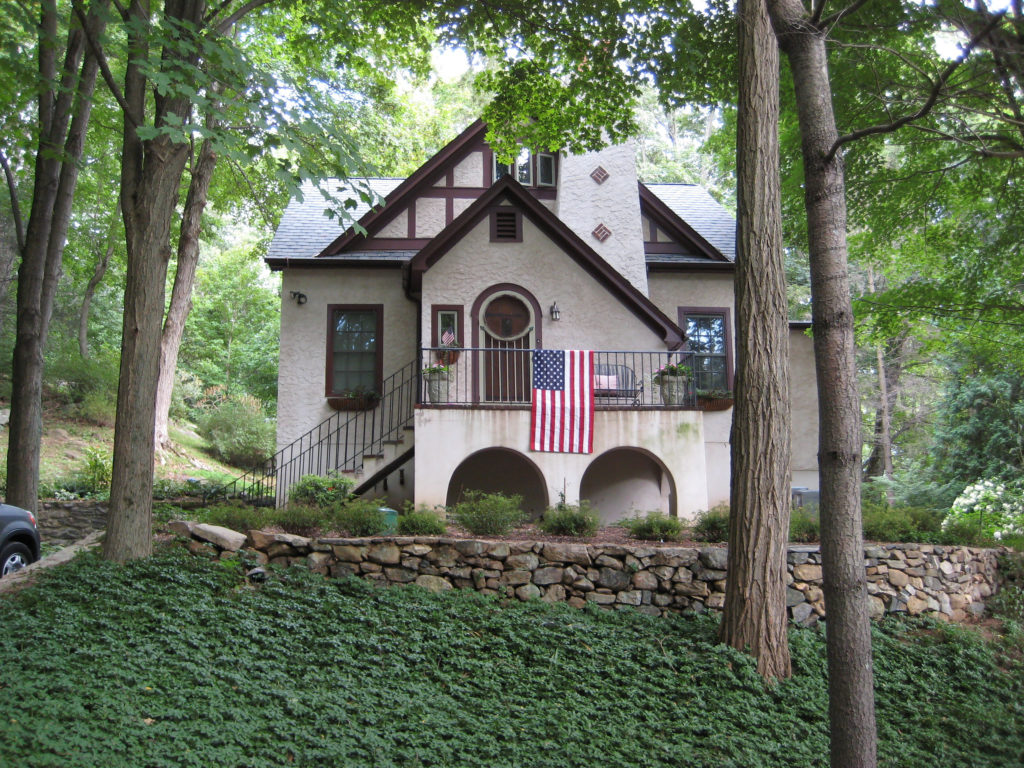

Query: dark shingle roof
[[266, 178, 735, 264], [643, 183, 735, 261], [267, 178, 403, 259]]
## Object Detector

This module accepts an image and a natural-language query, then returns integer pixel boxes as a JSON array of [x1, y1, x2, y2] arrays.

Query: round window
[[483, 295, 531, 340]]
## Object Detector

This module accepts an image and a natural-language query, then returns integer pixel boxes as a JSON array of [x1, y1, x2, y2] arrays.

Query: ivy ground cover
[[1, 548, 1022, 767]]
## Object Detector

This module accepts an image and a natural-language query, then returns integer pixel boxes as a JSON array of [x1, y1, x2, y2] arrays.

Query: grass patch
[[1, 549, 1022, 767]]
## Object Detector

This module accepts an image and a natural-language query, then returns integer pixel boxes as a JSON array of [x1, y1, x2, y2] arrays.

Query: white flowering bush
[[943, 479, 1024, 540]]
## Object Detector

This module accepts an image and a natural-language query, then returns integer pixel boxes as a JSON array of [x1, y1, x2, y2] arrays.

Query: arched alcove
[[445, 448, 548, 515], [580, 448, 677, 524]]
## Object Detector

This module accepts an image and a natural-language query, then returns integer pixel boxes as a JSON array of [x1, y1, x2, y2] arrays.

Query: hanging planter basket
[[698, 396, 734, 411]]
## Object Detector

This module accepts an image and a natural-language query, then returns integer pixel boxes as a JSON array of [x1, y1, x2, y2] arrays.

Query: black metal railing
[[211, 360, 418, 506], [418, 348, 698, 408]]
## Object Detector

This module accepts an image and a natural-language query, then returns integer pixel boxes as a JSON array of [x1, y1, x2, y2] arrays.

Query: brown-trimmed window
[[431, 304, 464, 348], [679, 307, 732, 391], [326, 304, 382, 396]]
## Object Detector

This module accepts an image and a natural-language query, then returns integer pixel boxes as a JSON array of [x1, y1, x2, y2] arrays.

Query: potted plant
[[435, 340, 461, 366], [696, 388, 734, 411], [422, 363, 451, 404], [327, 385, 381, 411], [652, 362, 691, 405]]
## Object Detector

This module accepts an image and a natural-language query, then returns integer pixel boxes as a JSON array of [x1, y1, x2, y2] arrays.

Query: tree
[[764, 1, 877, 764], [5, 0, 110, 513], [717, 0, 792, 679]]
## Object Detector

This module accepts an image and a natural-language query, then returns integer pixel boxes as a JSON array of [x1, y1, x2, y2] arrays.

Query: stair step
[[382, 438, 405, 445], [363, 453, 385, 460]]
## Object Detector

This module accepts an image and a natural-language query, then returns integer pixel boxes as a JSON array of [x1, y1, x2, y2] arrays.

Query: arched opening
[[580, 448, 677, 525], [445, 448, 548, 515]]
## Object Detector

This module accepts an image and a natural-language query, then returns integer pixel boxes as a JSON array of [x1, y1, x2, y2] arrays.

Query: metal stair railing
[[210, 359, 418, 507]]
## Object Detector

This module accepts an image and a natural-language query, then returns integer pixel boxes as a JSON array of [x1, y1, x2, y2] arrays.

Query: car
[[1, 503, 41, 577]]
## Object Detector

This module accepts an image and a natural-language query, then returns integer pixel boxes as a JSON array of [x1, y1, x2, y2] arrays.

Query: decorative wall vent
[[590, 165, 610, 184], [491, 209, 522, 242], [592, 223, 612, 243]]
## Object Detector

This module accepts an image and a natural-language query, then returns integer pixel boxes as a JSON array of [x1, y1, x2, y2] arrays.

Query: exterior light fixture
[[290, 291, 307, 305], [550, 302, 561, 321]]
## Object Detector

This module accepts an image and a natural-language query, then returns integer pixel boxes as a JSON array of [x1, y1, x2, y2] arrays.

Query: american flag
[[530, 349, 594, 454], [441, 328, 456, 346]]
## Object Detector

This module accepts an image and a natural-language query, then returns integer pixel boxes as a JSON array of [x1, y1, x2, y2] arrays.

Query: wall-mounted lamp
[[549, 302, 561, 321], [290, 291, 307, 305]]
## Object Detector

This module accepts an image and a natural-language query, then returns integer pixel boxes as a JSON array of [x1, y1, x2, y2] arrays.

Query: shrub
[[692, 504, 729, 542], [943, 479, 1024, 542], [396, 508, 447, 536], [989, 552, 1024, 624], [621, 511, 683, 542], [336, 498, 390, 537], [77, 448, 112, 495], [198, 396, 275, 467], [200, 503, 267, 533], [789, 506, 820, 543], [153, 477, 209, 500], [450, 491, 525, 536], [77, 388, 117, 427], [289, 473, 354, 508], [539, 501, 599, 537], [270, 503, 332, 537]]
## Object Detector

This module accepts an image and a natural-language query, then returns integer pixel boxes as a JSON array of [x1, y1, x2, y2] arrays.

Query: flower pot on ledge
[[423, 371, 450, 404], [327, 395, 378, 411], [658, 376, 689, 406], [697, 396, 734, 411]]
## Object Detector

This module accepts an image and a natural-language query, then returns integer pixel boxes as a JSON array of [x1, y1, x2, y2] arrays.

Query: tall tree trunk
[[7, 1, 106, 512], [103, 0, 205, 562], [79, 202, 120, 359], [154, 135, 217, 450], [718, 0, 792, 680], [0, 150, 25, 334], [766, 2, 878, 766]]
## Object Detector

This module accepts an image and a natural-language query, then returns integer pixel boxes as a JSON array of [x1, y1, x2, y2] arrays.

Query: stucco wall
[[420, 214, 661, 352], [555, 143, 648, 295], [647, 272, 735, 321], [789, 326, 819, 489], [453, 151, 484, 187], [276, 269, 417, 451], [414, 407, 709, 520]]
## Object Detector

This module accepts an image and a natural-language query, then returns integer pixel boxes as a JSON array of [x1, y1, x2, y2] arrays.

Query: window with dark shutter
[[491, 210, 522, 242]]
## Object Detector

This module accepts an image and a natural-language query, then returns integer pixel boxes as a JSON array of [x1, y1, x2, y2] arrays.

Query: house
[[263, 120, 819, 522]]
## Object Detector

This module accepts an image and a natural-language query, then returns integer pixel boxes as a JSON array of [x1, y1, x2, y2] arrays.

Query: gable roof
[[642, 183, 736, 264], [409, 176, 686, 349], [317, 119, 489, 257], [267, 178, 403, 260]]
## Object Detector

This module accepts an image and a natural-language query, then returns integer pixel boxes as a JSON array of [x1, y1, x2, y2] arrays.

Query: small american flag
[[530, 349, 594, 454], [441, 328, 456, 346]]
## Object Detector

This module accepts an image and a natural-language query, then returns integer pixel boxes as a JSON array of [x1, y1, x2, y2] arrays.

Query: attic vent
[[590, 165, 610, 184], [491, 210, 522, 242], [592, 223, 612, 243]]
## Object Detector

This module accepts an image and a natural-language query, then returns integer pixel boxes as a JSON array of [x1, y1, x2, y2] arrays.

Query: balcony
[[418, 348, 701, 409]]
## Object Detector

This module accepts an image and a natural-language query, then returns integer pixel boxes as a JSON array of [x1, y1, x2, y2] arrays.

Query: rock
[[332, 545, 365, 562], [516, 583, 542, 601], [306, 552, 332, 570], [187, 540, 218, 557], [366, 543, 401, 565], [786, 588, 806, 608], [192, 524, 247, 552], [404, 544, 432, 556], [696, 567, 727, 582], [616, 590, 642, 606], [167, 520, 195, 538], [652, 549, 698, 568], [541, 543, 592, 567], [887, 569, 909, 588], [506, 553, 539, 571], [906, 595, 929, 615], [631, 571, 659, 591], [792, 563, 822, 582], [502, 570, 532, 586], [706, 593, 725, 609], [594, 554, 623, 570], [586, 592, 617, 605], [791, 602, 815, 625], [486, 542, 510, 559], [597, 567, 632, 591], [572, 577, 595, 592], [699, 548, 729, 570], [541, 585, 566, 602], [804, 586, 823, 603], [246, 566, 268, 582], [266, 542, 297, 559], [415, 575, 453, 592], [868, 596, 886, 620], [454, 540, 485, 556], [533, 566, 564, 586], [384, 567, 418, 583]]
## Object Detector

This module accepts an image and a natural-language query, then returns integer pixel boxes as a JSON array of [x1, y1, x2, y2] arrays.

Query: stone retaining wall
[[175, 522, 1003, 624], [37, 501, 108, 546]]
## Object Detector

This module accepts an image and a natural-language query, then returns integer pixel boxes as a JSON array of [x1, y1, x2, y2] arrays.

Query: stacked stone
[[36, 501, 109, 546], [170, 522, 1004, 625]]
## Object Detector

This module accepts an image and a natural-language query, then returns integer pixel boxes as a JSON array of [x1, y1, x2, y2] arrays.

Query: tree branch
[[0, 149, 25, 254], [828, 11, 1006, 159], [214, 0, 277, 34], [71, 0, 138, 128], [819, 0, 872, 29]]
